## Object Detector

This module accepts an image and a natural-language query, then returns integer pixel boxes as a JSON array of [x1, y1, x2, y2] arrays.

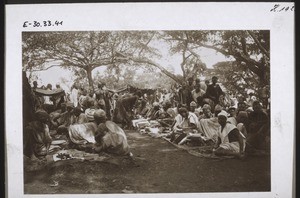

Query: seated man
[[236, 111, 249, 138], [84, 98, 98, 122], [170, 107, 199, 144], [213, 110, 246, 158], [156, 101, 176, 127], [52, 103, 77, 134], [164, 101, 177, 119], [179, 104, 221, 145], [237, 101, 248, 115], [246, 101, 270, 152], [189, 101, 200, 117], [24, 110, 52, 159], [67, 109, 106, 146], [92, 120, 131, 156], [227, 106, 237, 126], [199, 104, 213, 120], [72, 106, 89, 124]]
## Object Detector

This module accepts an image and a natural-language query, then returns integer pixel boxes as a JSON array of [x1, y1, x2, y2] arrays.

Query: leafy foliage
[[208, 61, 260, 95], [23, 30, 269, 94], [164, 30, 270, 86]]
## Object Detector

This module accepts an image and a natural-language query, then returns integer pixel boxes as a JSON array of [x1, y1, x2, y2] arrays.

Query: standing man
[[205, 76, 224, 105], [191, 84, 206, 106], [70, 83, 79, 108]]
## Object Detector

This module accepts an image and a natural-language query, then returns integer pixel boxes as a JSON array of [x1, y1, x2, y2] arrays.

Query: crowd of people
[[23, 75, 270, 161]]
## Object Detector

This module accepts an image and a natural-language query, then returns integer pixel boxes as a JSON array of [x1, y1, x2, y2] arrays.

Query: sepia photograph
[[5, 2, 294, 198], [22, 30, 271, 194]]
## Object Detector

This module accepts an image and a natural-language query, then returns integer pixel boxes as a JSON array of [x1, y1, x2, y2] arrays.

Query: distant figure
[[44, 84, 53, 105], [95, 82, 112, 119], [33, 81, 38, 90], [70, 83, 79, 107], [205, 76, 224, 105], [205, 80, 210, 86]]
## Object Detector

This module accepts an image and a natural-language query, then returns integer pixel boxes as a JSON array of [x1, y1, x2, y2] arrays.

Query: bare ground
[[24, 130, 270, 194]]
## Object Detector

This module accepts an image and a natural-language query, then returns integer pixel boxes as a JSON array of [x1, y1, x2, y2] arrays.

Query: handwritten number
[[270, 4, 294, 12], [270, 4, 280, 12], [23, 20, 63, 27], [55, 21, 63, 26], [33, 21, 40, 27]]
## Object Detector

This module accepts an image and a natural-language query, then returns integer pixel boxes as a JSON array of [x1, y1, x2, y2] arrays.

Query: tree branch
[[246, 30, 270, 59], [29, 64, 62, 72], [127, 56, 183, 84], [138, 32, 156, 57]]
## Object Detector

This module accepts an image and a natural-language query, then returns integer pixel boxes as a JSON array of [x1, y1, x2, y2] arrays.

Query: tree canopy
[[23, 30, 270, 95]]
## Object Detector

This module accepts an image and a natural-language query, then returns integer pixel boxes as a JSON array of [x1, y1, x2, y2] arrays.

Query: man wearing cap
[[213, 110, 245, 158]]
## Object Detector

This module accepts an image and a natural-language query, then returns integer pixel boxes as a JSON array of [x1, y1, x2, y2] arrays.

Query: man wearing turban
[[213, 110, 246, 158]]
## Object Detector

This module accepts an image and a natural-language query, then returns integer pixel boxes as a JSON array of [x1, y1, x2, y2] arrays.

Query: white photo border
[[5, 2, 295, 198]]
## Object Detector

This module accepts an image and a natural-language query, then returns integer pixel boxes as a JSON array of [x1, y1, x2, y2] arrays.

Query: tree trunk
[[86, 67, 94, 92]]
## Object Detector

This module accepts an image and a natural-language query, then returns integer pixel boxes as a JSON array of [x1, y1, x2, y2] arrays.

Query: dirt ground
[[24, 130, 270, 194]]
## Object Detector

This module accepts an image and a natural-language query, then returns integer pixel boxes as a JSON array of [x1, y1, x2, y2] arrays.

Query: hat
[[190, 101, 197, 107], [94, 109, 106, 120], [217, 110, 228, 119]]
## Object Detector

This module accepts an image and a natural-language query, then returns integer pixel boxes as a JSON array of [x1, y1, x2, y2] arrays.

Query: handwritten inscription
[[23, 20, 63, 28], [270, 4, 294, 12]]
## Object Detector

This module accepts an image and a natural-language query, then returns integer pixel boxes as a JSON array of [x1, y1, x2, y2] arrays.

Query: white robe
[[70, 88, 79, 107], [218, 123, 246, 153]]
